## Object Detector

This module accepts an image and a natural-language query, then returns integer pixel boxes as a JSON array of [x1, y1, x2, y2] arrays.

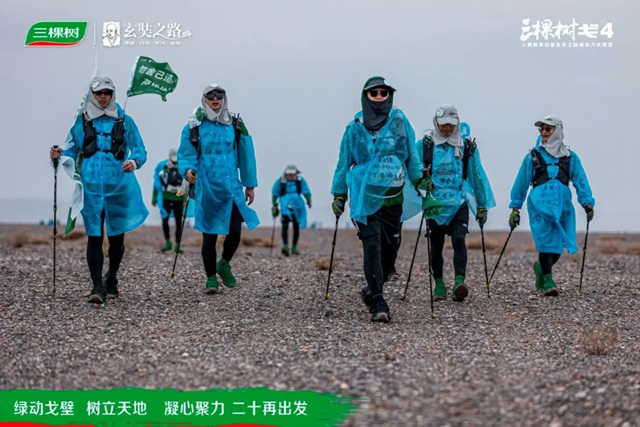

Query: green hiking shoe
[[542, 273, 558, 296], [161, 239, 172, 252], [205, 275, 219, 294], [433, 277, 447, 301], [216, 259, 237, 288], [281, 244, 290, 257], [452, 275, 469, 302], [291, 245, 299, 255], [534, 262, 544, 290]]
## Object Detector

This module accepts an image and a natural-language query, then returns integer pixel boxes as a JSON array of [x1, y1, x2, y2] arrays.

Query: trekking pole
[[578, 219, 591, 295], [52, 145, 59, 296], [325, 204, 343, 300], [270, 216, 276, 255], [425, 219, 435, 318], [489, 227, 514, 284], [402, 213, 424, 300], [480, 224, 491, 298], [171, 185, 192, 279]]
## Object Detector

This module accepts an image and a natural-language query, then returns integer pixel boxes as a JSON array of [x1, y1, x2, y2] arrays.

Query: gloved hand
[[583, 203, 594, 222], [509, 208, 520, 230], [476, 208, 488, 227], [412, 176, 434, 194], [305, 194, 312, 208], [332, 196, 346, 218], [271, 205, 279, 218]]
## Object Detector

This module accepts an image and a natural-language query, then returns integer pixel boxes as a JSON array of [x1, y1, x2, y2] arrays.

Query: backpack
[[280, 178, 302, 196], [189, 114, 243, 167], [530, 148, 570, 187], [422, 135, 477, 180], [81, 116, 126, 160], [160, 165, 182, 189]]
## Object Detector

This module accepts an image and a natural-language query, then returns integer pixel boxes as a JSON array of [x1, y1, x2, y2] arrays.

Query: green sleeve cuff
[[304, 194, 312, 203], [333, 193, 348, 201], [152, 187, 158, 204]]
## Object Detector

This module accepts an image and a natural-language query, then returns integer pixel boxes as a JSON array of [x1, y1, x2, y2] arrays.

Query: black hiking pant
[[428, 204, 469, 279], [162, 199, 184, 241], [354, 204, 402, 298], [539, 252, 561, 275], [281, 214, 300, 246], [201, 204, 243, 277], [86, 212, 125, 286]]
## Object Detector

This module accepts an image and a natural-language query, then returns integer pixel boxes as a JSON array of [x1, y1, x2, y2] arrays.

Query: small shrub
[[11, 233, 50, 248], [582, 325, 617, 356], [241, 236, 273, 248], [315, 258, 337, 271]]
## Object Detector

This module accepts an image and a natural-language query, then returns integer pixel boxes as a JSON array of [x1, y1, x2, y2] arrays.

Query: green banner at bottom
[[0, 388, 361, 427]]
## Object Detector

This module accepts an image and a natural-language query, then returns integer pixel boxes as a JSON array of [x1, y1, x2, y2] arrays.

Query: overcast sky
[[0, 0, 636, 231]]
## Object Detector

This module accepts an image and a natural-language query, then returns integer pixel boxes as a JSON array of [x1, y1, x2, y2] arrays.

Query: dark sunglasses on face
[[204, 91, 225, 100], [538, 126, 554, 133], [368, 89, 389, 98], [93, 90, 113, 96]]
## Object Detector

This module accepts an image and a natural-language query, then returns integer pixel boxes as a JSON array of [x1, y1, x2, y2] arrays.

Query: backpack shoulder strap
[[462, 137, 477, 180], [296, 178, 302, 194], [422, 135, 434, 173], [189, 125, 201, 158]]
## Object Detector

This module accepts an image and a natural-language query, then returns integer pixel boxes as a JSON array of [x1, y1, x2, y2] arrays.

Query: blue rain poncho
[[63, 104, 148, 237], [152, 159, 194, 219], [331, 108, 423, 224], [510, 139, 595, 254], [272, 176, 311, 228], [416, 137, 496, 226], [178, 118, 259, 235]]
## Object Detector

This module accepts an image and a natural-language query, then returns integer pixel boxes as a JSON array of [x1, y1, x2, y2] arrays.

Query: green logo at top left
[[25, 22, 87, 46]]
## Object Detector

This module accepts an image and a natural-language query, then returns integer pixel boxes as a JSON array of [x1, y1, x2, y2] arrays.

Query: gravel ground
[[1, 224, 639, 426]]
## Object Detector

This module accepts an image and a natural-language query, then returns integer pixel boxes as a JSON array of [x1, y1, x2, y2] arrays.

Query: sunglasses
[[204, 91, 225, 100], [538, 126, 555, 133], [93, 90, 113, 96], [367, 89, 389, 98]]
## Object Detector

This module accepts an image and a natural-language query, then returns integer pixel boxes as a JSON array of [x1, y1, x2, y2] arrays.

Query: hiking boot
[[534, 262, 544, 290], [216, 259, 237, 288], [161, 239, 172, 252], [361, 287, 374, 313], [542, 273, 558, 296], [205, 275, 219, 294], [103, 270, 119, 299], [281, 244, 290, 256], [174, 243, 184, 254], [433, 277, 447, 301], [452, 275, 468, 302], [88, 281, 106, 304], [370, 295, 390, 323], [291, 245, 299, 255]]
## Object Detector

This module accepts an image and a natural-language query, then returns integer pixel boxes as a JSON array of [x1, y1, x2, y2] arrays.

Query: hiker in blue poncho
[[152, 148, 188, 253], [178, 83, 259, 294], [509, 116, 595, 296], [416, 104, 496, 302], [50, 76, 149, 304], [331, 76, 423, 323], [271, 165, 312, 256]]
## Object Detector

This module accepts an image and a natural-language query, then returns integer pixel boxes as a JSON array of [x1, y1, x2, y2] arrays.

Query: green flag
[[127, 56, 178, 101]]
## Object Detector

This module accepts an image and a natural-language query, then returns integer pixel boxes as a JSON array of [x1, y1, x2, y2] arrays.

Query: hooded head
[[201, 83, 232, 125], [283, 164, 300, 181], [431, 104, 463, 156], [534, 115, 569, 158], [361, 76, 395, 132], [84, 76, 118, 120], [167, 148, 178, 165]]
